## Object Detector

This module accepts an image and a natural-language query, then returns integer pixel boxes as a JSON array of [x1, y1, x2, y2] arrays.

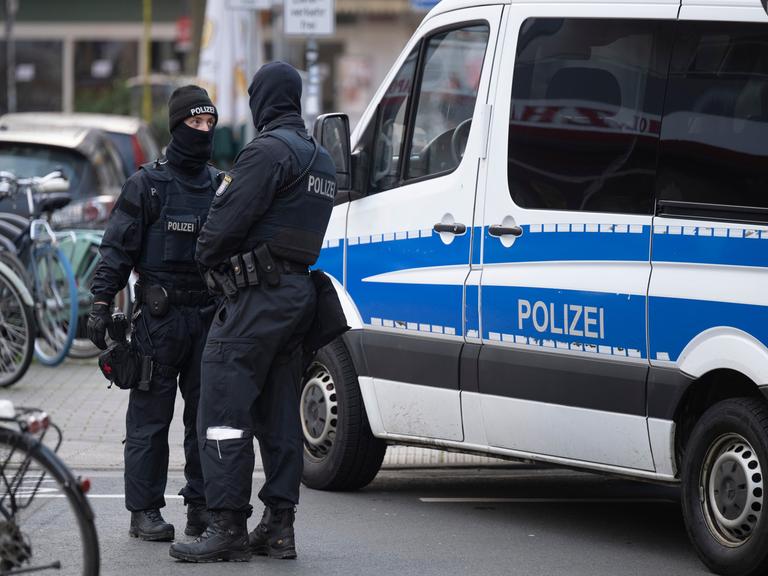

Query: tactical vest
[[136, 160, 217, 289], [244, 128, 337, 266]]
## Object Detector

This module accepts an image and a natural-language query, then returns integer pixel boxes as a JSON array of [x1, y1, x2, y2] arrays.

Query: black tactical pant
[[198, 275, 316, 512], [124, 303, 211, 512]]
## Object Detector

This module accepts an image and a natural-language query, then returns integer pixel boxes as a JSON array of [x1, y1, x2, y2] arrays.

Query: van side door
[[477, 5, 676, 471], [345, 6, 503, 442], [648, 5, 768, 460]]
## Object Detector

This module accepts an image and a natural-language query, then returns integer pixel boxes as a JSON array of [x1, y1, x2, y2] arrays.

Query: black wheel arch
[[673, 369, 765, 473]]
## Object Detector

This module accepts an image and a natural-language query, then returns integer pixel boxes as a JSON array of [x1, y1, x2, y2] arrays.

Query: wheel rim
[[300, 363, 338, 460], [700, 433, 764, 546], [0, 275, 31, 385]]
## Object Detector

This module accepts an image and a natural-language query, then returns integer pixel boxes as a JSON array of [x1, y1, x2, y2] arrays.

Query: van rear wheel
[[682, 397, 768, 576], [300, 338, 386, 491]]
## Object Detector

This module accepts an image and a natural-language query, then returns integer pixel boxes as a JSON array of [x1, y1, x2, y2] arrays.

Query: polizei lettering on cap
[[190, 105, 216, 116], [307, 174, 336, 199]]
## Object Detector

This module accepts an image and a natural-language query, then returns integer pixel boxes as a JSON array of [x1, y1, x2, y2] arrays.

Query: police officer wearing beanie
[[88, 85, 219, 542], [169, 62, 337, 563]]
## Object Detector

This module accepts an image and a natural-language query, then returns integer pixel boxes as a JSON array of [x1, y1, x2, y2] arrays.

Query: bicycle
[[0, 171, 78, 367], [57, 230, 134, 360], [0, 259, 35, 388], [0, 399, 99, 575]]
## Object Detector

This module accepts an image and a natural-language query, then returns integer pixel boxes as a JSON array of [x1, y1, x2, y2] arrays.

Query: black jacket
[[196, 62, 336, 269], [91, 162, 216, 302]]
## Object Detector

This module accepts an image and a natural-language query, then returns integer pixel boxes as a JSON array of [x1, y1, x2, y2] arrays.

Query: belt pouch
[[146, 285, 169, 317], [242, 251, 259, 286], [255, 244, 280, 287], [230, 254, 246, 288]]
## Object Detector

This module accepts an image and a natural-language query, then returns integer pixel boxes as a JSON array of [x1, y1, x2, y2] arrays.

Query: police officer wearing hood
[[169, 62, 337, 563], [88, 86, 219, 542]]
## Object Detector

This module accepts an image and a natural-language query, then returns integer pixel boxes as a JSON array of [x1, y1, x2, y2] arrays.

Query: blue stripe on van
[[465, 283, 480, 337], [314, 240, 344, 282], [481, 285, 647, 358], [649, 297, 768, 362], [652, 229, 768, 267], [346, 231, 471, 335], [483, 225, 651, 264]]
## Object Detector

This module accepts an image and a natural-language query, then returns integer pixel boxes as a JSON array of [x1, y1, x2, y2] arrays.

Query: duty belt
[[229, 246, 308, 290], [134, 283, 210, 307]]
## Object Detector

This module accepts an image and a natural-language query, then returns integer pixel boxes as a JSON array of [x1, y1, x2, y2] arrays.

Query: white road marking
[[34, 494, 184, 499], [420, 497, 677, 503]]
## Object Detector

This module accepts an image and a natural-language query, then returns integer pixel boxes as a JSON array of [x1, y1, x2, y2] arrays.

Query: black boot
[[129, 509, 174, 542], [248, 507, 297, 559], [169, 510, 251, 563], [185, 501, 209, 537]]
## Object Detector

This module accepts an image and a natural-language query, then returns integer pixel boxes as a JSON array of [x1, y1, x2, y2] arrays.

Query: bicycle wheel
[[32, 245, 77, 366], [0, 250, 30, 287], [0, 426, 99, 575], [0, 269, 34, 387]]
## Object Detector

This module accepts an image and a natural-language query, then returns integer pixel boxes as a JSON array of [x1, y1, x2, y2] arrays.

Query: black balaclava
[[165, 85, 218, 173], [247, 62, 303, 131]]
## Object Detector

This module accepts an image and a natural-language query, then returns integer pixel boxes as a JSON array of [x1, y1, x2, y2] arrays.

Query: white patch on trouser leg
[[206, 427, 245, 459]]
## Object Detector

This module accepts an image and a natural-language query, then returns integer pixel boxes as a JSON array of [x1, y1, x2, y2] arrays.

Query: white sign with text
[[284, 0, 335, 36]]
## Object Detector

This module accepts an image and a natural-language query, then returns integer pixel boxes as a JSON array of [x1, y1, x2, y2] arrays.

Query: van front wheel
[[682, 397, 768, 576], [300, 339, 386, 491]]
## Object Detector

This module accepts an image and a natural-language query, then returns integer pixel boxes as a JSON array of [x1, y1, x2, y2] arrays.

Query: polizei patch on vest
[[167, 219, 197, 233], [215, 174, 232, 197], [307, 174, 336, 199]]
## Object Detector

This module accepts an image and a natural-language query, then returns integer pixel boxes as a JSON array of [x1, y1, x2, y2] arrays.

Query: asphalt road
[[26, 465, 711, 576]]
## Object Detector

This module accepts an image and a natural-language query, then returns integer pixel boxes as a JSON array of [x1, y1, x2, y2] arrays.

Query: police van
[[303, 1, 768, 574]]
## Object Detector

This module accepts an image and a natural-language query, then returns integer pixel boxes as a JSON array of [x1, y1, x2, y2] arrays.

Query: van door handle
[[488, 224, 523, 237], [433, 222, 467, 235]]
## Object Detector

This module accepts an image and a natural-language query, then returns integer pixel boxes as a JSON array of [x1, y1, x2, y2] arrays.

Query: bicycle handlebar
[[0, 170, 70, 199]]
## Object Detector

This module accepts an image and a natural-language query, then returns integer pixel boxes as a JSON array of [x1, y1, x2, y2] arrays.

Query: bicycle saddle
[[34, 192, 71, 213]]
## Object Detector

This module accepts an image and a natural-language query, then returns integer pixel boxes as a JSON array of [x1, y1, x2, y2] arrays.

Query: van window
[[657, 22, 768, 210], [507, 19, 671, 214], [367, 47, 419, 194], [406, 25, 489, 180]]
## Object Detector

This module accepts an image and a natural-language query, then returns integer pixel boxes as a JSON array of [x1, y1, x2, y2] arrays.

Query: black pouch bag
[[303, 270, 350, 366], [98, 341, 141, 390]]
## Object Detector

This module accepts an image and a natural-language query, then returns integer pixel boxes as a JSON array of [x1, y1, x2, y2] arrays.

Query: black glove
[[87, 302, 112, 350]]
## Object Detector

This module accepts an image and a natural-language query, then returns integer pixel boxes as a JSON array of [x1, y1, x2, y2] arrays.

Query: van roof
[[427, 0, 768, 14], [427, 0, 508, 17], [427, 0, 754, 17]]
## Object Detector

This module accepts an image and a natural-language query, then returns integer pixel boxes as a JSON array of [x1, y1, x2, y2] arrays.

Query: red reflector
[[79, 477, 91, 494]]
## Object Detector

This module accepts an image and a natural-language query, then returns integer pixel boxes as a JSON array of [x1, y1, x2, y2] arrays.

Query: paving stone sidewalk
[[3, 359, 505, 471]]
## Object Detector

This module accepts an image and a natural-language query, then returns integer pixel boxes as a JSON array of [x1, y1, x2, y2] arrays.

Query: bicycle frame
[[0, 408, 62, 518]]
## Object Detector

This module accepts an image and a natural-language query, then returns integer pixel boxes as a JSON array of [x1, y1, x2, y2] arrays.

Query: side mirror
[[314, 113, 351, 191]]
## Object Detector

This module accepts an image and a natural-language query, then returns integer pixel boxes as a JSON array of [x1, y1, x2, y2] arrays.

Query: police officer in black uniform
[[169, 62, 337, 563], [88, 86, 219, 542]]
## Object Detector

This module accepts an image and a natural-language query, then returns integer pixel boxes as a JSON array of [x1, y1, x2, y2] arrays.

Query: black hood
[[248, 61, 303, 131]]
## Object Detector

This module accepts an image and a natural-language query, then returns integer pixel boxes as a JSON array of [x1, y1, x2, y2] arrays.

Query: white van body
[[307, 1, 768, 573]]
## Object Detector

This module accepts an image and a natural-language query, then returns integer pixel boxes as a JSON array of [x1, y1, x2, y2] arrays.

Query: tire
[[682, 397, 768, 576], [32, 245, 77, 366], [0, 268, 34, 388], [0, 250, 31, 286], [301, 338, 386, 491], [0, 426, 100, 575]]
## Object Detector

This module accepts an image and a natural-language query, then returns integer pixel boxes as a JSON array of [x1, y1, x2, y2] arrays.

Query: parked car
[[0, 127, 124, 228], [0, 112, 160, 178], [311, 2, 768, 576]]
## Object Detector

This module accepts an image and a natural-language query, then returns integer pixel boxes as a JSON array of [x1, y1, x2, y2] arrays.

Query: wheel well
[[674, 369, 764, 469]]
